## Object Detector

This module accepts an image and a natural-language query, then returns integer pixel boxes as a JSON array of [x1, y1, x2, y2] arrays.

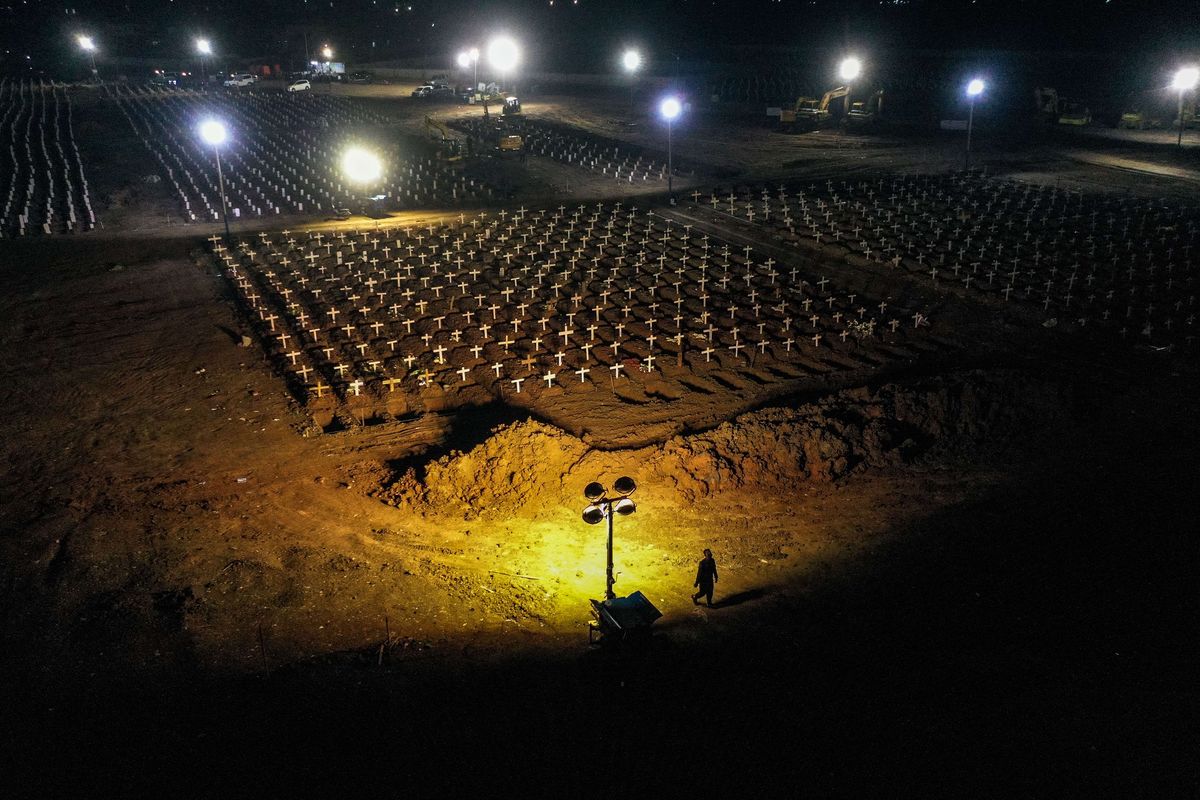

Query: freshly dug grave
[[381, 369, 1068, 519]]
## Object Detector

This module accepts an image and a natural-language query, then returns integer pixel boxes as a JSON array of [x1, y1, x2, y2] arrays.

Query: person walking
[[692, 548, 718, 607]]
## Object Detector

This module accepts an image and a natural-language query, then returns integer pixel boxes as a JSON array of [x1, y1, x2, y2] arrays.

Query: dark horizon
[[3, 0, 1198, 78]]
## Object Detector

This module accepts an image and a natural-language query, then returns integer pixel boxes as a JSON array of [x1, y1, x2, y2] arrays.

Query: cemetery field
[[2, 81, 1199, 794]]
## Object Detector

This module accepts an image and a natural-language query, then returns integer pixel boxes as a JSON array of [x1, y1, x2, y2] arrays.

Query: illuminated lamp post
[[196, 38, 212, 84], [622, 48, 642, 113], [457, 47, 480, 93], [341, 146, 384, 216], [660, 95, 682, 204], [1173, 66, 1199, 149], [582, 477, 637, 601], [839, 55, 862, 123], [77, 35, 98, 81], [965, 77, 986, 170], [199, 119, 232, 242], [487, 35, 519, 94]]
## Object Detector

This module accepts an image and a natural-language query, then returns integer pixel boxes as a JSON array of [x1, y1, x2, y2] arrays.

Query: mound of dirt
[[382, 370, 1067, 518], [385, 420, 591, 519]]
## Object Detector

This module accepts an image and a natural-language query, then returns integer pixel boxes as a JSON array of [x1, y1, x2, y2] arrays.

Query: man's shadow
[[712, 587, 772, 609]]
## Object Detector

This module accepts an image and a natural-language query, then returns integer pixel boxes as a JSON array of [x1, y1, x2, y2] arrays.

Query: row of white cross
[[210, 202, 938, 403], [0, 79, 96, 238], [697, 173, 1198, 348], [451, 116, 669, 184], [108, 84, 496, 224]]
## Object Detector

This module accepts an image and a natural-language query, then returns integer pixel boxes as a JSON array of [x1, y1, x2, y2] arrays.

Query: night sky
[[1, 1, 1197, 75]]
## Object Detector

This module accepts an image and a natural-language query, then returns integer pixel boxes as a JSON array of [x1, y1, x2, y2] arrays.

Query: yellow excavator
[[1034, 87, 1092, 126], [845, 89, 884, 128], [780, 86, 849, 131], [424, 115, 465, 162]]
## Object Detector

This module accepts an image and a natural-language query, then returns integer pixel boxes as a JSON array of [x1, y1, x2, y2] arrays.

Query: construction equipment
[[1035, 87, 1092, 126], [1174, 99, 1200, 130], [779, 86, 848, 131], [423, 116, 465, 162], [1118, 108, 1158, 130], [845, 89, 884, 128]]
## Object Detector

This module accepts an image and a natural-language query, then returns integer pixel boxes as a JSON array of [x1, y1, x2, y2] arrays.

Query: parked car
[[287, 79, 312, 93], [411, 85, 434, 98], [223, 73, 256, 87], [347, 71, 373, 84]]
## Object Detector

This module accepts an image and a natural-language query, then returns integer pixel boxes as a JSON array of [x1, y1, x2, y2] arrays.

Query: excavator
[[423, 115, 465, 162], [779, 86, 848, 131], [1175, 99, 1200, 130], [1034, 87, 1092, 126], [845, 89, 884, 129]]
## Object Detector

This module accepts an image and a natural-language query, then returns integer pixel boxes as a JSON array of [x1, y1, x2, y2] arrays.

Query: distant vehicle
[[287, 79, 311, 93], [347, 71, 372, 84], [1034, 87, 1092, 127], [432, 85, 455, 98], [412, 85, 434, 98], [223, 73, 256, 87], [501, 96, 522, 116], [150, 71, 182, 87], [1118, 109, 1159, 130]]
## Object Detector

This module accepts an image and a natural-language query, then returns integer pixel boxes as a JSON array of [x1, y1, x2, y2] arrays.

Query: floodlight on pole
[[322, 45, 333, 60], [77, 35, 98, 79], [581, 477, 638, 601], [839, 56, 862, 124], [965, 78, 985, 170], [342, 147, 383, 184], [660, 96, 682, 203], [1173, 66, 1199, 149], [487, 35, 520, 91], [622, 49, 642, 113], [458, 47, 480, 88], [196, 38, 212, 83], [199, 119, 232, 242]]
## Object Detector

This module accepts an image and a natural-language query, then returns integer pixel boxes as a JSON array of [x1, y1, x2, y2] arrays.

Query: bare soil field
[[2, 82, 1198, 796]]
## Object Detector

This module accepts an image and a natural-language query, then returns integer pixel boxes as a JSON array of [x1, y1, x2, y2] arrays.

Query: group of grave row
[[106, 84, 495, 224], [450, 116, 669, 184], [695, 173, 1198, 349], [0, 80, 96, 238], [208, 204, 942, 404], [708, 67, 943, 105]]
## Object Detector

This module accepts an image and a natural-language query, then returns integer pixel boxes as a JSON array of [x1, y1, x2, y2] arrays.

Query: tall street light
[[196, 38, 212, 84], [199, 119, 232, 242], [77, 35, 97, 80], [487, 35, 520, 93], [582, 477, 638, 601], [965, 77, 986, 170], [457, 47, 480, 92], [660, 95, 682, 204], [839, 55, 862, 123], [341, 146, 384, 215], [1173, 66, 1199, 149], [622, 48, 642, 112]]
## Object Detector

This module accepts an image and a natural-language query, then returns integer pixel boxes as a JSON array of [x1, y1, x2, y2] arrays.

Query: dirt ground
[[2, 81, 1199, 796]]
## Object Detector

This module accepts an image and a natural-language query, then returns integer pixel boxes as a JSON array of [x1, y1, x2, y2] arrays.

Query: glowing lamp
[[622, 49, 642, 74], [1174, 67, 1200, 92], [839, 56, 862, 82], [660, 96, 682, 121], [487, 36, 520, 73], [967, 78, 985, 97], [342, 147, 382, 183], [199, 119, 227, 146]]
